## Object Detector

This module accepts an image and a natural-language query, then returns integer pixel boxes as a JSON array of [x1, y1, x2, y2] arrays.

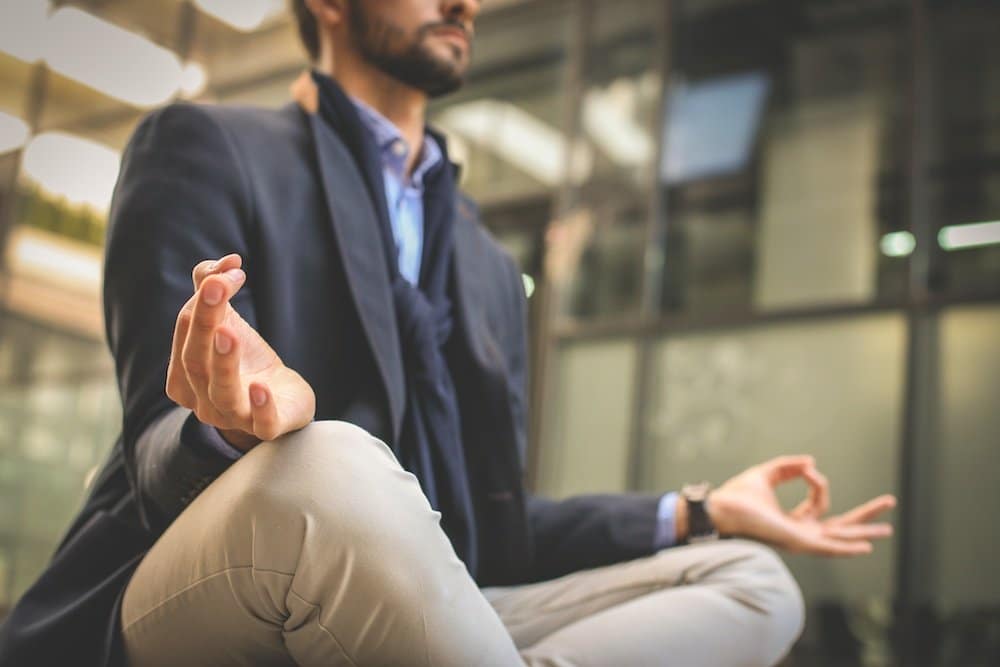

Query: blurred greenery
[[14, 184, 106, 247]]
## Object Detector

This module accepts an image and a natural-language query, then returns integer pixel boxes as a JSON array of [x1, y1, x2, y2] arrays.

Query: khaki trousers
[[121, 421, 804, 666]]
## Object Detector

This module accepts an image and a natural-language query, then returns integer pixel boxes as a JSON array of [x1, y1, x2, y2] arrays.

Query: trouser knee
[[718, 540, 806, 662], [232, 421, 439, 562]]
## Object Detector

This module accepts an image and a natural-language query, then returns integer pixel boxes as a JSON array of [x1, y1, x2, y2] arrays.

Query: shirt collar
[[349, 96, 443, 189]]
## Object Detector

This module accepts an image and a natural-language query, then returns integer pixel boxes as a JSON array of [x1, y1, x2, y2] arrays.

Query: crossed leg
[[121, 421, 803, 667], [121, 421, 522, 666], [485, 539, 805, 667]]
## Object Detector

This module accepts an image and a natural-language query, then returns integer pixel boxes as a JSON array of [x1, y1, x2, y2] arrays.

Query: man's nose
[[440, 0, 480, 30]]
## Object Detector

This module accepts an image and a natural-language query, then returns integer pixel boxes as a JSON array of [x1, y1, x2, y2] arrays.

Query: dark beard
[[349, 2, 468, 98]]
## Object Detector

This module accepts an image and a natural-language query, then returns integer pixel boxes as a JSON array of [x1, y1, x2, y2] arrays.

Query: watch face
[[683, 482, 711, 502]]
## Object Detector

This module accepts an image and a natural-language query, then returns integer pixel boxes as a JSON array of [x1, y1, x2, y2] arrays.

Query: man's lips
[[431, 26, 470, 47]]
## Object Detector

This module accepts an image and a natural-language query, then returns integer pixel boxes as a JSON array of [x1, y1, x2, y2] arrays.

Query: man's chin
[[413, 56, 467, 97], [425, 48, 469, 78], [424, 74, 465, 98], [371, 44, 467, 97]]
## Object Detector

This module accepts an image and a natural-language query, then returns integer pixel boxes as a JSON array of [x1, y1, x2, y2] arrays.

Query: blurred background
[[0, 0, 998, 664]]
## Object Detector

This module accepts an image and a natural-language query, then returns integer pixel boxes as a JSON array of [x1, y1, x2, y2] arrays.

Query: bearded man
[[0, 1, 895, 665]]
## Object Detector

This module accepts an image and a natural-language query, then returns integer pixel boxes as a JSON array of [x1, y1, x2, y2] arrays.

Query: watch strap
[[682, 482, 720, 543]]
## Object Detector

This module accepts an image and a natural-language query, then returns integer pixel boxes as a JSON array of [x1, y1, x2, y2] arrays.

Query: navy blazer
[[0, 89, 660, 666]]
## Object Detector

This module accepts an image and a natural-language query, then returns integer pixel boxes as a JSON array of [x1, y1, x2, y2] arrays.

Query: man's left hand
[[706, 455, 896, 557]]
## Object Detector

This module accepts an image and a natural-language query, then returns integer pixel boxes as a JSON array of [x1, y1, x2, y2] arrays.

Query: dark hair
[[291, 0, 320, 62]]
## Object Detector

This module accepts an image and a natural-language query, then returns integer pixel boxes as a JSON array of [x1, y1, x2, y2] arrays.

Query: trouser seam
[[285, 587, 361, 667], [121, 565, 254, 632], [123, 564, 360, 667], [249, 512, 358, 666]]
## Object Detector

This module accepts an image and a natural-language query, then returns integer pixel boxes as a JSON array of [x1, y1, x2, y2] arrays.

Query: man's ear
[[305, 0, 346, 29]]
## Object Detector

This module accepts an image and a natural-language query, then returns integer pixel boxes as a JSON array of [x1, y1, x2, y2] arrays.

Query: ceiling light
[[22, 132, 121, 212], [44, 7, 186, 107], [180, 62, 208, 98], [438, 99, 592, 186], [938, 220, 1000, 251], [582, 76, 654, 168], [880, 231, 915, 258], [193, 0, 286, 32], [0, 111, 30, 154], [2, 5, 210, 107], [0, 0, 49, 63], [522, 273, 536, 299]]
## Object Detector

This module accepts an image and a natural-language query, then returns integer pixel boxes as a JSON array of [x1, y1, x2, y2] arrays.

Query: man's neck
[[315, 57, 427, 176]]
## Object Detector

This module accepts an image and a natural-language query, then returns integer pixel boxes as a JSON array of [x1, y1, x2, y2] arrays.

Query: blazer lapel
[[301, 101, 406, 441]]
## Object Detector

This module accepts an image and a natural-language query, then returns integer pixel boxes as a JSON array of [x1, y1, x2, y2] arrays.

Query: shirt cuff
[[652, 491, 680, 550], [181, 413, 245, 461]]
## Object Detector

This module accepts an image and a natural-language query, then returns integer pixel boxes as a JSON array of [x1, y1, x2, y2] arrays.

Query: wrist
[[217, 428, 261, 452], [706, 490, 736, 537]]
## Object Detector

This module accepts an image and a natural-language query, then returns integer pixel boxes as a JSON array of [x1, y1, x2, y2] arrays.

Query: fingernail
[[251, 386, 267, 406], [203, 283, 222, 305], [224, 268, 245, 283], [207, 262, 217, 272], [214, 331, 231, 354]]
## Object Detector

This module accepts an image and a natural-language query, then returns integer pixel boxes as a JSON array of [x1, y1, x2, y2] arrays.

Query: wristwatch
[[681, 482, 720, 544]]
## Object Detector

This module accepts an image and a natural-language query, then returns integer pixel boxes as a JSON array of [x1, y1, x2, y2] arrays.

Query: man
[[0, 0, 896, 665]]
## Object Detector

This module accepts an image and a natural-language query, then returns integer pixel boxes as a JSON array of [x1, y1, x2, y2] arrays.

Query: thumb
[[249, 382, 282, 441]]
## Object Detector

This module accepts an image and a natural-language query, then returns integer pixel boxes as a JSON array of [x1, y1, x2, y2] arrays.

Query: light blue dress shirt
[[195, 95, 680, 550], [350, 97, 443, 286]]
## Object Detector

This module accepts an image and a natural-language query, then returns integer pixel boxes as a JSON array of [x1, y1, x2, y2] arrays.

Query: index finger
[[828, 495, 897, 527], [763, 455, 816, 484], [181, 269, 247, 389]]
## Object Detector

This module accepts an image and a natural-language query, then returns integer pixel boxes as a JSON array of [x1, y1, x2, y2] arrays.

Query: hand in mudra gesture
[[709, 456, 896, 557], [166, 253, 316, 451]]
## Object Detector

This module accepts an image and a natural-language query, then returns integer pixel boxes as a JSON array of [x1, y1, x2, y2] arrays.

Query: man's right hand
[[166, 254, 316, 452]]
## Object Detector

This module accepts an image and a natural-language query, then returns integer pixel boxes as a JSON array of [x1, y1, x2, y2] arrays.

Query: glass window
[[552, 0, 663, 323], [925, 2, 1000, 296], [660, 0, 910, 315], [0, 314, 119, 607], [934, 306, 1000, 614], [644, 314, 906, 660], [536, 339, 638, 497]]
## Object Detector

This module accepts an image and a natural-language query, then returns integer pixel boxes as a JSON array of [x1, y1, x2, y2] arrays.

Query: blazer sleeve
[[104, 102, 258, 531], [498, 254, 661, 581]]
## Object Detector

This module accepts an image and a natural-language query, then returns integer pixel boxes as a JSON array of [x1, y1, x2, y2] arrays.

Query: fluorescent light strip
[[194, 0, 285, 32], [438, 99, 592, 186], [582, 77, 654, 168], [939, 221, 1000, 251], [0, 0, 49, 63], [1, 4, 208, 108], [880, 231, 916, 258], [45, 8, 186, 107]]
